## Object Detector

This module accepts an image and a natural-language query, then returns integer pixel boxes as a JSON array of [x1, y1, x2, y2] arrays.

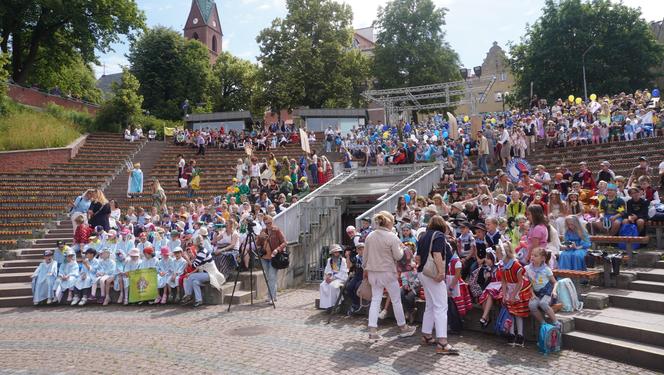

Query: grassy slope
[[0, 103, 84, 151]]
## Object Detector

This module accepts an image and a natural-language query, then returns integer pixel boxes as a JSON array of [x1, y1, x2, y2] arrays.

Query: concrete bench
[[647, 221, 664, 250], [590, 235, 650, 266]]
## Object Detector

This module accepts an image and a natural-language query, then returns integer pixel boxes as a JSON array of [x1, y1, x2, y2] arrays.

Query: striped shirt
[[192, 247, 213, 269]]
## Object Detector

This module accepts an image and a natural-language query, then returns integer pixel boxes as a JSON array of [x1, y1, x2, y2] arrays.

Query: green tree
[[509, 0, 664, 103], [0, 38, 9, 114], [27, 55, 102, 103], [128, 27, 211, 120], [0, 0, 145, 83], [373, 0, 460, 89], [95, 69, 143, 132], [256, 0, 371, 111], [209, 51, 258, 112]]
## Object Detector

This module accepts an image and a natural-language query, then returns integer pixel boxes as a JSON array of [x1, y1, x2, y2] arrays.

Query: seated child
[[72, 215, 92, 256], [156, 247, 175, 304], [92, 248, 116, 305], [55, 248, 79, 303], [72, 248, 99, 306], [31, 250, 58, 305], [525, 247, 560, 327]]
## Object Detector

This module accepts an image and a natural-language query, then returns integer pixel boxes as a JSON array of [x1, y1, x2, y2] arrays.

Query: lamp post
[[582, 44, 595, 102]]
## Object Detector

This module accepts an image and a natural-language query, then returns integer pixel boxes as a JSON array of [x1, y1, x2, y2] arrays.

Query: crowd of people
[[319, 147, 663, 351], [327, 89, 662, 178], [31, 185, 289, 308]]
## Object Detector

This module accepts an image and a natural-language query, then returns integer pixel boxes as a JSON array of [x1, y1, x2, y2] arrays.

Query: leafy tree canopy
[[95, 68, 143, 132], [256, 0, 371, 111], [0, 0, 145, 83], [209, 51, 258, 113], [27, 54, 102, 104], [373, 0, 460, 89], [508, 0, 664, 103], [128, 26, 211, 120]]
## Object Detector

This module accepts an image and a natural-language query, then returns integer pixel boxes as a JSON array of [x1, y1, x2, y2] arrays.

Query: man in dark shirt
[[624, 188, 648, 234], [597, 161, 615, 183], [593, 184, 626, 235]]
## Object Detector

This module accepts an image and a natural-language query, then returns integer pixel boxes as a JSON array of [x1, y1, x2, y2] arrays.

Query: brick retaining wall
[[8, 84, 99, 115], [0, 134, 88, 173]]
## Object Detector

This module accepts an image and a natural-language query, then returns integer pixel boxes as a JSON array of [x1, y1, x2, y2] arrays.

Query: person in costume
[[91, 248, 116, 305], [319, 244, 349, 309], [72, 248, 100, 306], [500, 241, 532, 347], [31, 250, 58, 305], [127, 162, 144, 198]]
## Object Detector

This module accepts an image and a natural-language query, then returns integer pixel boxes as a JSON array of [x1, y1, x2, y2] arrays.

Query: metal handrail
[[354, 164, 441, 228], [273, 170, 353, 243]]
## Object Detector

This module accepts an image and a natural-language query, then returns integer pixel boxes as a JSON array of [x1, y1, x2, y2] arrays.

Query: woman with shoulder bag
[[415, 215, 459, 355], [363, 211, 417, 341]]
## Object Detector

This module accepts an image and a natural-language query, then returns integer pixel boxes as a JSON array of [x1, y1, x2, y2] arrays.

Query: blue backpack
[[618, 223, 641, 250], [538, 323, 562, 355], [494, 306, 513, 336]]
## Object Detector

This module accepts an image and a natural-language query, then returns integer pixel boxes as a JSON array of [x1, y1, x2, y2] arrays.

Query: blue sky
[[94, 0, 662, 78]]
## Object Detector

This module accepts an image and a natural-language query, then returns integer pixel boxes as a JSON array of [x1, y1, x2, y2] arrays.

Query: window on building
[[212, 36, 217, 52], [192, 32, 199, 41], [500, 72, 507, 81], [494, 92, 503, 102]]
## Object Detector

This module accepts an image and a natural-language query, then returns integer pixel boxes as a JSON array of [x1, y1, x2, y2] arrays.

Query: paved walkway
[[0, 287, 656, 375]]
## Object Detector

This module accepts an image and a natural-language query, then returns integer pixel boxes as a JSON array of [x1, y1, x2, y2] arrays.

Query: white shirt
[[499, 129, 509, 144], [659, 161, 664, 175]]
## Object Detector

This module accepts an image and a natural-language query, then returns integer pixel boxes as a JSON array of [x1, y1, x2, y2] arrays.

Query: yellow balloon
[[590, 93, 597, 101], [575, 97, 582, 105], [463, 116, 469, 122], [568, 95, 575, 103], [490, 118, 496, 124], [383, 131, 389, 139]]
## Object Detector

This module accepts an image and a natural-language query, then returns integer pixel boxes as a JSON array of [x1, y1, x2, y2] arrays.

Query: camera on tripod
[[245, 218, 257, 229]]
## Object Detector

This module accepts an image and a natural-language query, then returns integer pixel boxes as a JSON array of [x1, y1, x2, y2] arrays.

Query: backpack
[[494, 306, 513, 336], [556, 278, 583, 312], [648, 203, 664, 221], [538, 323, 562, 355], [618, 223, 642, 250], [271, 250, 290, 269], [326, 133, 333, 142]]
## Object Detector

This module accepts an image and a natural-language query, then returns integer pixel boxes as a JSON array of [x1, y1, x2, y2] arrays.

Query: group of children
[[31, 240, 189, 307]]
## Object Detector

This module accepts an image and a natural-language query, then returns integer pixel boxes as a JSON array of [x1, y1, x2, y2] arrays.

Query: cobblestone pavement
[[0, 287, 657, 375]]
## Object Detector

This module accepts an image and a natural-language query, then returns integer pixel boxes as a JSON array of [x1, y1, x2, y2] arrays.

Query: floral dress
[[446, 254, 473, 317], [499, 259, 532, 317]]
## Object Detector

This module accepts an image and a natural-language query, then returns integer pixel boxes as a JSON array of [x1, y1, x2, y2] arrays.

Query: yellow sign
[[127, 268, 158, 303]]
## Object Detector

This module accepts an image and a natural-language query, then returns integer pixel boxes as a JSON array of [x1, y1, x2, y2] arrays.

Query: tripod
[[227, 227, 276, 311]]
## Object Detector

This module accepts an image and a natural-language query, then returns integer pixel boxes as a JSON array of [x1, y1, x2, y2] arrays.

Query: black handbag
[[271, 250, 290, 269]]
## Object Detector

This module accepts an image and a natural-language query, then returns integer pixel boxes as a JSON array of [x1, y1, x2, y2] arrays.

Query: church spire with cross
[[183, 0, 223, 64]]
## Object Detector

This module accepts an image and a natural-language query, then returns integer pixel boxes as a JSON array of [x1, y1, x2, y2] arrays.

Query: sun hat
[[328, 244, 343, 254], [128, 248, 140, 257], [160, 247, 170, 256]]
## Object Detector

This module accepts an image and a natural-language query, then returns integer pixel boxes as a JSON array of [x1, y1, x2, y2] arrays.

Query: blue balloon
[[443, 131, 449, 139], [464, 148, 470, 156], [404, 194, 411, 204], [434, 130, 440, 137], [653, 89, 660, 98]]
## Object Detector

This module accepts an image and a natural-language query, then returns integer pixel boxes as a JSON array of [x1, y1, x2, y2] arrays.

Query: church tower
[[184, 0, 223, 64]]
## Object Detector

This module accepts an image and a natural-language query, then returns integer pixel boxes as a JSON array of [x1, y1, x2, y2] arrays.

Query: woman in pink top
[[525, 205, 549, 264]]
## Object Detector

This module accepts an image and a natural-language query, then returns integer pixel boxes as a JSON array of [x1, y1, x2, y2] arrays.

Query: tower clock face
[[193, 18, 199, 25]]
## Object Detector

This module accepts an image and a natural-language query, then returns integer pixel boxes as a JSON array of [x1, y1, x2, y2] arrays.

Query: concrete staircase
[[104, 140, 165, 207], [565, 262, 664, 372], [0, 220, 73, 307]]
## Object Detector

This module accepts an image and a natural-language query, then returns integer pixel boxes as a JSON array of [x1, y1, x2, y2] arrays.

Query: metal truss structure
[[362, 76, 496, 124]]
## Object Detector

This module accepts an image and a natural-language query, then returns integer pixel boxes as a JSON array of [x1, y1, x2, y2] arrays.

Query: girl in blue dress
[[156, 247, 175, 304], [560, 216, 591, 270]]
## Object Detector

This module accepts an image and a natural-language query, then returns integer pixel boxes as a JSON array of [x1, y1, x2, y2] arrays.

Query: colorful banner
[[506, 158, 532, 183], [127, 268, 158, 303]]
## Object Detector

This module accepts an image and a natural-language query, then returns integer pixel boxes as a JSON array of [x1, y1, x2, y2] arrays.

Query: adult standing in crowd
[[363, 211, 416, 341], [256, 215, 287, 304], [416, 215, 459, 355], [477, 130, 490, 176], [69, 189, 93, 234], [88, 190, 111, 232], [151, 178, 167, 214], [498, 124, 511, 167]]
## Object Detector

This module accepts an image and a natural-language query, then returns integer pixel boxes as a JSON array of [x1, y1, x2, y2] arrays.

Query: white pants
[[420, 274, 449, 339], [319, 279, 343, 309], [368, 271, 406, 328]]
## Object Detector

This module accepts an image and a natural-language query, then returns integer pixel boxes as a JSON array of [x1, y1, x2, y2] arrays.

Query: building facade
[[183, 0, 223, 64], [456, 42, 514, 115]]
